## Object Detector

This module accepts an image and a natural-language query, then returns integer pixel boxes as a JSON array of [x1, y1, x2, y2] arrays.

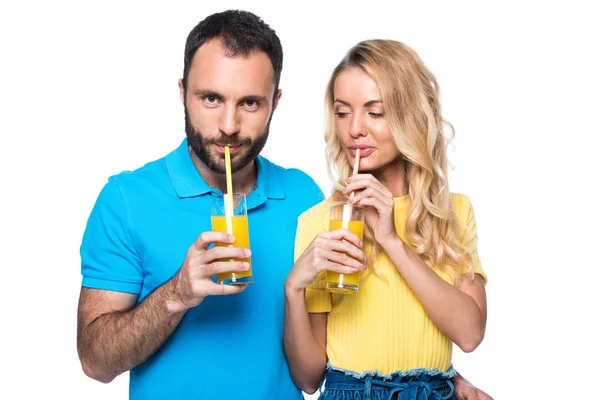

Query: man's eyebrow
[[193, 90, 223, 99], [191, 91, 268, 104]]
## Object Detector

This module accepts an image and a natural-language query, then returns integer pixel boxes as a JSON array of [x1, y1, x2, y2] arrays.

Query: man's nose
[[219, 104, 241, 136]]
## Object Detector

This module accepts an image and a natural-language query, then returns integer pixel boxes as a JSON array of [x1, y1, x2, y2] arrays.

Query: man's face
[[180, 39, 281, 174]]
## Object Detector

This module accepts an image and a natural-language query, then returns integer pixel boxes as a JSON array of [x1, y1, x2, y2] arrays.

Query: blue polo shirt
[[80, 138, 324, 399]]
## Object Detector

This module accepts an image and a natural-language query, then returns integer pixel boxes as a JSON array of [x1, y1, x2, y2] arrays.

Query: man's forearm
[[78, 279, 187, 383]]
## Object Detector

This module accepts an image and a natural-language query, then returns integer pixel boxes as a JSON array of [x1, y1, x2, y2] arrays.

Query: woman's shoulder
[[450, 192, 476, 224], [450, 192, 472, 208]]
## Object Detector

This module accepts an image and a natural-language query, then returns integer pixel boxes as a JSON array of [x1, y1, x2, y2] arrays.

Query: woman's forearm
[[283, 287, 327, 394], [381, 236, 486, 352]]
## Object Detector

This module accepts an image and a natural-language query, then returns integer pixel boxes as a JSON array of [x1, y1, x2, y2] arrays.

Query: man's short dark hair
[[182, 10, 283, 95]]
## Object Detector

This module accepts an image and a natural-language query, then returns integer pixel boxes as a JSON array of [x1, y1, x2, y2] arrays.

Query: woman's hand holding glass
[[285, 229, 366, 293]]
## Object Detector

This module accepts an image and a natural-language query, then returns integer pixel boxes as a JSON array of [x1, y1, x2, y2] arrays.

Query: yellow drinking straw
[[342, 149, 360, 228], [224, 146, 234, 235]]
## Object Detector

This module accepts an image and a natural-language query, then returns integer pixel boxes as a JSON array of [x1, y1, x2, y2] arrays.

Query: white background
[[1, 1, 598, 399]]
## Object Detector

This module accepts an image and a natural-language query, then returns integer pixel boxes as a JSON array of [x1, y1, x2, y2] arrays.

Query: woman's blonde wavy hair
[[325, 39, 473, 286]]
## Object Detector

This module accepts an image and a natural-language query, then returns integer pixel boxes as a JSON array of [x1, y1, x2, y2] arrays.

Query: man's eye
[[245, 100, 257, 107], [205, 95, 217, 103]]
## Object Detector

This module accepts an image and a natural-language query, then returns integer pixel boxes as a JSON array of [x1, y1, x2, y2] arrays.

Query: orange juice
[[211, 215, 253, 285], [326, 219, 364, 293]]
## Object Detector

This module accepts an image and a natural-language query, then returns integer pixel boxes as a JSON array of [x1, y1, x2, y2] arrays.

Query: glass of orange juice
[[326, 203, 364, 293], [210, 193, 253, 285]]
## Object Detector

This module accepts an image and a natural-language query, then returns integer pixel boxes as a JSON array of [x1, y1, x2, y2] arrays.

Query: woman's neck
[[372, 157, 408, 198]]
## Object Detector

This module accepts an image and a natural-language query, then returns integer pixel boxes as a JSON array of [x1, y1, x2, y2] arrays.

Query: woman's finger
[[319, 247, 365, 270], [318, 229, 362, 248], [320, 259, 364, 275]]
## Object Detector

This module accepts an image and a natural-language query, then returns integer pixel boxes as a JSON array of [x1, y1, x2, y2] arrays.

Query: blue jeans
[[317, 364, 457, 400]]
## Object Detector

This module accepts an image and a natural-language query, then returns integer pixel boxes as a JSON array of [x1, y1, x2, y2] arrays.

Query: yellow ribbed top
[[294, 193, 486, 375]]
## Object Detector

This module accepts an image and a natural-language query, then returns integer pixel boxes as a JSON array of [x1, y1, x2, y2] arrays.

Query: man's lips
[[214, 144, 242, 153], [349, 146, 375, 157]]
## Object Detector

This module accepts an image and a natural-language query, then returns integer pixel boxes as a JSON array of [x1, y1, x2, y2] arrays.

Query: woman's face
[[333, 67, 399, 172]]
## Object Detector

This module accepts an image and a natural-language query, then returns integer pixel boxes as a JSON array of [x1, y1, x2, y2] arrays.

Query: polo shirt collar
[[255, 155, 284, 200], [166, 138, 285, 204], [166, 138, 213, 198]]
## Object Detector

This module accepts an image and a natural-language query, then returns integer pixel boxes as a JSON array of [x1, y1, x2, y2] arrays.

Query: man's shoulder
[[298, 196, 334, 222], [260, 157, 316, 185], [260, 157, 323, 194], [259, 156, 325, 211], [107, 150, 172, 188]]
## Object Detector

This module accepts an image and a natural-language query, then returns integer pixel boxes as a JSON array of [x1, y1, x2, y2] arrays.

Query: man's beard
[[184, 106, 271, 174]]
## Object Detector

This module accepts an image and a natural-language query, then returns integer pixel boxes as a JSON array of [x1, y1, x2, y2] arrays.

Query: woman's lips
[[349, 146, 375, 157]]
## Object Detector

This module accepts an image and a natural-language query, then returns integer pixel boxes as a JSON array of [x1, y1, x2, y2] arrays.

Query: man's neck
[[189, 147, 258, 196]]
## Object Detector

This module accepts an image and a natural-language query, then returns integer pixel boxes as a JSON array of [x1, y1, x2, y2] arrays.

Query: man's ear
[[178, 79, 185, 104], [273, 89, 282, 110]]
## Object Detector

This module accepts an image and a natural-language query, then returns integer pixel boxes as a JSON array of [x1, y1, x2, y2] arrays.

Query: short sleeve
[[80, 178, 143, 294], [294, 211, 332, 313], [456, 196, 487, 285], [288, 168, 326, 212]]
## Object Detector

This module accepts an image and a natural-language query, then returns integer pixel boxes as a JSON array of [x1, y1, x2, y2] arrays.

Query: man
[[77, 9, 492, 400]]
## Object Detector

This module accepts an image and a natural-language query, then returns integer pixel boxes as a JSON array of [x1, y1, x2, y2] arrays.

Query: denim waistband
[[323, 364, 456, 400]]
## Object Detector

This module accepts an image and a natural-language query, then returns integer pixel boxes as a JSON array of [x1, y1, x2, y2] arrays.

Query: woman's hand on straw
[[285, 230, 366, 293], [344, 174, 396, 245]]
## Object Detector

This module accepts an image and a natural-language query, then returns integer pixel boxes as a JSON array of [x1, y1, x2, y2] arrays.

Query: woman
[[284, 40, 489, 399]]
